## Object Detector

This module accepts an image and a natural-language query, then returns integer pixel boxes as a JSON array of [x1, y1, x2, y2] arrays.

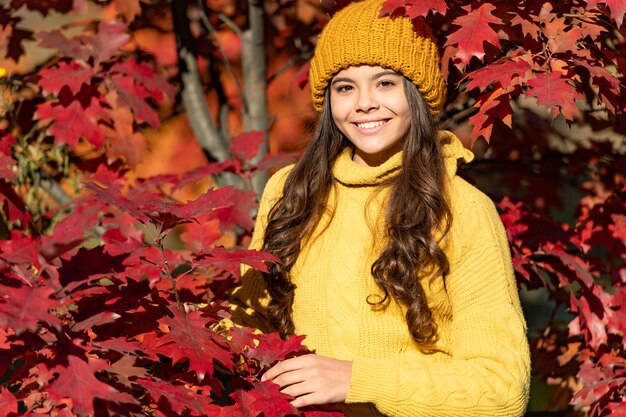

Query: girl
[[230, 0, 531, 415]]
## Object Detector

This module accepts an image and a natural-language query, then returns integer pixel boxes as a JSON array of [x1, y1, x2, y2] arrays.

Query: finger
[[280, 380, 316, 399], [271, 369, 308, 389], [261, 356, 309, 381], [290, 392, 322, 408]]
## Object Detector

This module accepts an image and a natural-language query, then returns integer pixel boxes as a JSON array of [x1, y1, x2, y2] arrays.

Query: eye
[[378, 80, 396, 88], [335, 84, 353, 93]]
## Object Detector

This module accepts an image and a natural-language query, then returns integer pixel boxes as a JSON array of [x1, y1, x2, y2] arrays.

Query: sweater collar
[[332, 130, 474, 186]]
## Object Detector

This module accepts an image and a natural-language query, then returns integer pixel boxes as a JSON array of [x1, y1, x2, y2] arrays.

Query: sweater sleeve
[[228, 165, 294, 332], [345, 189, 531, 417]]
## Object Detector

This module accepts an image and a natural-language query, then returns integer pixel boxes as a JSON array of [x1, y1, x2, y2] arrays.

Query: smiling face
[[329, 65, 411, 167]]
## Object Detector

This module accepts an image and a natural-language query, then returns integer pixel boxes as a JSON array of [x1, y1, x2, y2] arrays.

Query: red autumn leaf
[[193, 247, 280, 276], [1, 17, 34, 62], [587, 0, 626, 27], [91, 21, 130, 65], [510, 14, 541, 40], [444, 4, 503, 66], [35, 99, 108, 148], [230, 131, 265, 161], [47, 355, 137, 415], [544, 19, 583, 54], [38, 29, 89, 61], [107, 355, 148, 388], [180, 217, 222, 253], [248, 333, 307, 369], [9, 0, 72, 15], [0, 155, 16, 180], [526, 71, 584, 121], [468, 88, 513, 143], [0, 286, 61, 334], [0, 230, 40, 267], [171, 186, 236, 220], [0, 388, 18, 416], [108, 73, 159, 127], [111, 58, 174, 102], [405, 0, 447, 19], [220, 381, 295, 417], [172, 161, 237, 193], [84, 182, 150, 223], [102, 106, 148, 167], [466, 58, 532, 92], [153, 308, 233, 380], [379, 0, 404, 17], [113, 0, 146, 22], [38, 61, 93, 96], [228, 326, 259, 353], [215, 189, 258, 231], [137, 377, 207, 415]]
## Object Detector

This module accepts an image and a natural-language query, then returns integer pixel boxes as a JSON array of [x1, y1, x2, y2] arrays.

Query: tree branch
[[171, 0, 230, 162], [242, 0, 269, 194]]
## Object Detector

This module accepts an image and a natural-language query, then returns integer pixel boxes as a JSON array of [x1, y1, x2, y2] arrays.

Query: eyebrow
[[331, 71, 401, 86]]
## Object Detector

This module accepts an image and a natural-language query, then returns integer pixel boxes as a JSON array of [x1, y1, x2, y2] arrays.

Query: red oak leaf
[[1, 18, 34, 62], [587, 0, 626, 27], [47, 355, 136, 415], [248, 333, 306, 369], [228, 326, 259, 353], [84, 182, 150, 223], [91, 21, 130, 65], [38, 30, 89, 61], [405, 0, 447, 18], [379, 0, 404, 17], [466, 58, 532, 92], [9, 0, 72, 15], [107, 355, 148, 388], [229, 131, 265, 161], [102, 106, 148, 167], [526, 71, 584, 121], [35, 99, 108, 148], [137, 377, 207, 415], [111, 58, 174, 102], [180, 217, 222, 253], [170, 186, 236, 220], [468, 88, 513, 143], [444, 4, 503, 66], [108, 73, 159, 127], [0, 285, 61, 334], [38, 61, 93, 96], [220, 381, 295, 417], [215, 189, 258, 231], [0, 155, 16, 180], [0, 388, 18, 416], [544, 19, 583, 54], [113, 0, 147, 22], [193, 247, 280, 276], [153, 309, 233, 380], [510, 14, 541, 40]]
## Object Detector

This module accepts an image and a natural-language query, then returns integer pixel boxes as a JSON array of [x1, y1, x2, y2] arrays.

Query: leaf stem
[[157, 236, 183, 311]]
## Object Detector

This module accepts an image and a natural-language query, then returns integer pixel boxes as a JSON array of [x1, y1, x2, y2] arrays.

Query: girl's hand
[[261, 354, 352, 408]]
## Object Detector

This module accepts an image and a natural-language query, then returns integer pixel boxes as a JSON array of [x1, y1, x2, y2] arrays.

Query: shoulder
[[260, 164, 295, 203], [447, 176, 506, 252]]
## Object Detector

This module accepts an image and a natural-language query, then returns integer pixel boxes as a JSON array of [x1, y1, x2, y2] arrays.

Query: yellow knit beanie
[[309, 0, 446, 115]]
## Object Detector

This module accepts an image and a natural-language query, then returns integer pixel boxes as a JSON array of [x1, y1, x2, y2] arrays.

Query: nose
[[355, 88, 379, 112]]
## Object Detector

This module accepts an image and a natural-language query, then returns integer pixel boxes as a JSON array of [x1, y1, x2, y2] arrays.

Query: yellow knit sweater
[[231, 132, 531, 417]]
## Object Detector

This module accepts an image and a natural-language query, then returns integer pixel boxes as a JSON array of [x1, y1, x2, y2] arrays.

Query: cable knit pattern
[[231, 132, 531, 417]]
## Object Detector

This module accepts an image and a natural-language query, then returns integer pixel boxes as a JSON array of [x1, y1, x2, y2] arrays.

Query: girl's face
[[330, 65, 410, 167]]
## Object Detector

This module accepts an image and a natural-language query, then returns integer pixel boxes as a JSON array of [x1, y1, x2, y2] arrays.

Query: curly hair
[[261, 77, 451, 344]]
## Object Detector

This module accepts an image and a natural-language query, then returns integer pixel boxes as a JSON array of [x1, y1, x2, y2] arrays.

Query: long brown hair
[[262, 77, 451, 344]]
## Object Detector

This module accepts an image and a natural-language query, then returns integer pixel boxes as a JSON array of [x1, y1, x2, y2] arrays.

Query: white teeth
[[356, 120, 385, 129]]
